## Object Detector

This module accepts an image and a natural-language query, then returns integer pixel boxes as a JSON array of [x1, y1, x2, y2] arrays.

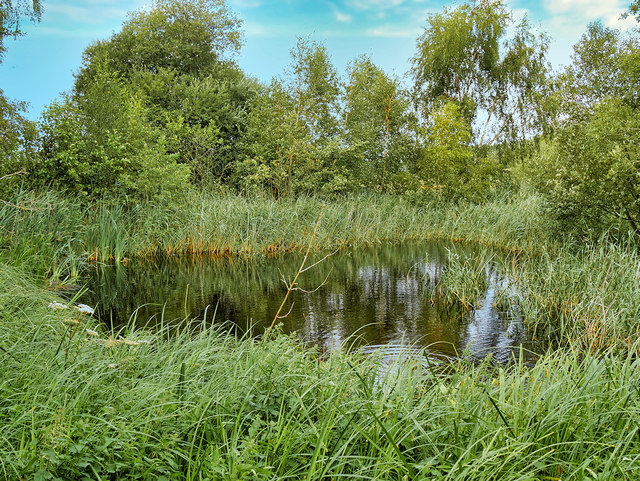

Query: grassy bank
[[0, 189, 550, 278], [439, 238, 640, 352], [1, 265, 640, 480], [3, 188, 640, 349]]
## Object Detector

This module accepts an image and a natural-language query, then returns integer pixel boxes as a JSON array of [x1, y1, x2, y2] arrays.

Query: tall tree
[[552, 22, 640, 122], [411, 0, 549, 146], [0, 0, 42, 60], [527, 21, 640, 234], [241, 38, 342, 197], [239, 79, 312, 196], [74, 0, 254, 187], [38, 63, 190, 202], [342, 56, 416, 191], [282, 37, 341, 195], [77, 0, 241, 84]]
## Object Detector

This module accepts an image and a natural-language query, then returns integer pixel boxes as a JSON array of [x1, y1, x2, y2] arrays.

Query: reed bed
[[508, 239, 640, 352], [430, 239, 640, 352], [0, 189, 550, 279], [1, 265, 640, 480], [4, 188, 640, 348]]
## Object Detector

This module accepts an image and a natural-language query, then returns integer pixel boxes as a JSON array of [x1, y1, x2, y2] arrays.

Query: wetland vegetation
[[2, 0, 640, 479]]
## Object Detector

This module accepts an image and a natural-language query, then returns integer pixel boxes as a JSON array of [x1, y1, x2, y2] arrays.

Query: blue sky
[[0, 0, 636, 119]]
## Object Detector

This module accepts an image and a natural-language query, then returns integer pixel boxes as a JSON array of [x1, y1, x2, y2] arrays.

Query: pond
[[81, 242, 539, 364]]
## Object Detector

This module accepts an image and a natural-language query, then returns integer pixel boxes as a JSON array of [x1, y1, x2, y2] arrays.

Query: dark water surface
[[81, 242, 539, 363]]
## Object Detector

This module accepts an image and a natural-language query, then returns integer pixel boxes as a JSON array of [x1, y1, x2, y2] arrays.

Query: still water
[[81, 242, 538, 363]]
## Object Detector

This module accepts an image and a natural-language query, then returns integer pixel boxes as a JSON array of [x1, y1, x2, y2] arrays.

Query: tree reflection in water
[[81, 242, 538, 364]]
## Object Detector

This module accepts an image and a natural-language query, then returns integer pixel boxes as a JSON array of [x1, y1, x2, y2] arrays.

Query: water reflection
[[81, 242, 537, 363]]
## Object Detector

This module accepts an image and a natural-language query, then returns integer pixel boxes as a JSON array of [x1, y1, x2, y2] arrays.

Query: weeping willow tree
[[411, 0, 549, 147]]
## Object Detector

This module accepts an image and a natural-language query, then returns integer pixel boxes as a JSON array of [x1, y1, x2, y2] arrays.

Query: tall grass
[[5, 188, 640, 347], [1, 265, 640, 480], [3, 190, 640, 478], [432, 235, 640, 352], [0, 189, 551, 278], [507, 238, 640, 352]]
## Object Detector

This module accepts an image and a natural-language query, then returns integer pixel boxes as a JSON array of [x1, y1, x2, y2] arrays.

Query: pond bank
[[0, 190, 550, 271], [2, 191, 640, 478], [1, 265, 639, 480], [3, 189, 640, 350]]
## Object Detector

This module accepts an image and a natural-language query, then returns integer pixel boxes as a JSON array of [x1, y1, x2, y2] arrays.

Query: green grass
[[1, 264, 640, 480], [506, 238, 640, 352], [4, 188, 640, 348], [0, 189, 551, 278], [435, 234, 640, 351], [3, 190, 640, 478]]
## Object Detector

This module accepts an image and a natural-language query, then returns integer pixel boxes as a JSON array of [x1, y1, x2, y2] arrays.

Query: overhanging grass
[[1, 264, 639, 480], [437, 237, 640, 352], [0, 189, 551, 278]]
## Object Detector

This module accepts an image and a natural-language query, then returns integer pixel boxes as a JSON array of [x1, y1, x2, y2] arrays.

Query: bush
[[35, 65, 189, 203]]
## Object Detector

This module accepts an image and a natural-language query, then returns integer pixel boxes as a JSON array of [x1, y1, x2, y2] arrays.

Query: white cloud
[[543, 0, 634, 29], [335, 11, 353, 23], [364, 26, 419, 38], [346, 0, 406, 12], [229, 0, 263, 8], [243, 23, 275, 36], [45, 3, 128, 24]]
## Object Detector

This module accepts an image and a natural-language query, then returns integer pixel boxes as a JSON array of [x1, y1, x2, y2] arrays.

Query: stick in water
[[269, 205, 326, 330]]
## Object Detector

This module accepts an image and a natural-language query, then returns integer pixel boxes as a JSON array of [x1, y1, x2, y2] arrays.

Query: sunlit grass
[[0, 189, 550, 275]]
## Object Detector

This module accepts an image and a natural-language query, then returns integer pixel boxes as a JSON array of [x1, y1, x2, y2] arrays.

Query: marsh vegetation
[[2, 0, 640, 479]]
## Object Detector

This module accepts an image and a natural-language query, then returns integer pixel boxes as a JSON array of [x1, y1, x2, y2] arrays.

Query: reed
[[5, 188, 640, 348], [431, 235, 640, 352], [439, 247, 494, 309], [0, 189, 551, 276], [505, 237, 640, 351]]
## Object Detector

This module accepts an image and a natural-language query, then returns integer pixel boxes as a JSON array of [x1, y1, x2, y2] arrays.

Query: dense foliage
[[2, 0, 638, 219], [410, 0, 549, 146], [3, 2, 640, 479], [525, 21, 640, 233], [1, 0, 636, 232], [0, 0, 536, 205]]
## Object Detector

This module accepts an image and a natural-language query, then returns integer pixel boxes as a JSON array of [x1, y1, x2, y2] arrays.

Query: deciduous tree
[[241, 38, 342, 197], [343, 55, 417, 192], [527, 21, 640, 234], [552, 22, 640, 122], [73, 0, 253, 187], [77, 0, 241, 83], [0, 0, 41, 183], [38, 64, 189, 202], [411, 0, 549, 146]]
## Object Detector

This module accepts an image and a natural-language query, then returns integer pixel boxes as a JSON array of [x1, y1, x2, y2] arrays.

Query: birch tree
[[411, 0, 549, 146]]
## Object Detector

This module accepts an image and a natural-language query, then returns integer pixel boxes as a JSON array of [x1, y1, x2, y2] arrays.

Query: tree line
[[1, 0, 640, 235]]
